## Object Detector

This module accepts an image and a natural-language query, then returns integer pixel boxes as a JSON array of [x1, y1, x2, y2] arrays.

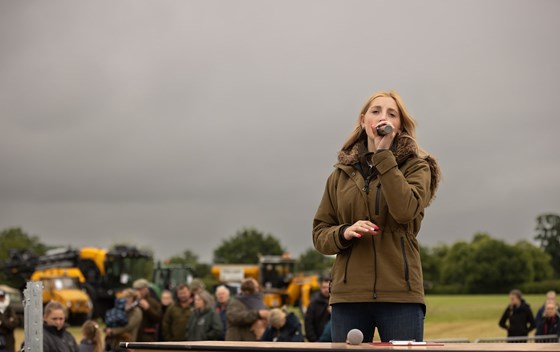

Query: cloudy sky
[[1, 0, 559, 262]]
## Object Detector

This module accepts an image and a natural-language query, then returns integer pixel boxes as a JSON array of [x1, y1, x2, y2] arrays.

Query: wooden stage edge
[[120, 341, 560, 352]]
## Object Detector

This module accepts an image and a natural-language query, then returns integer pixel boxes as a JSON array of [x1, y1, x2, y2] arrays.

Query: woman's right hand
[[343, 220, 379, 240]]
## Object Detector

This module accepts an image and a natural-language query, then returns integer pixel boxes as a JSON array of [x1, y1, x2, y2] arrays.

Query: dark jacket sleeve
[[535, 306, 544, 331], [535, 319, 544, 336], [260, 327, 273, 341], [499, 307, 510, 329], [144, 297, 162, 323], [304, 301, 319, 342], [0, 306, 18, 330], [67, 331, 79, 352], [161, 304, 173, 341], [526, 307, 536, 332], [280, 314, 304, 342], [205, 311, 224, 341]]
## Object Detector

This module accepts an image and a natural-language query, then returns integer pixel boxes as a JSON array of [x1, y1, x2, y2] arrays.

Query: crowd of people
[[4, 277, 558, 352], [499, 289, 560, 342], [26, 276, 332, 352]]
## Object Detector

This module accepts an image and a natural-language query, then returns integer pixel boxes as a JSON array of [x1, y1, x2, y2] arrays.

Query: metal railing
[[23, 281, 43, 352], [426, 338, 471, 343], [475, 334, 560, 343]]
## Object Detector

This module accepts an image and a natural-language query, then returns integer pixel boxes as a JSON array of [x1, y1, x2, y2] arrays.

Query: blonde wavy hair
[[341, 90, 419, 152], [339, 90, 441, 203]]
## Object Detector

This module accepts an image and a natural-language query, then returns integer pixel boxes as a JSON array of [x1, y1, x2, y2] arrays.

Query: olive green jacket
[[162, 302, 192, 341], [186, 307, 223, 341], [313, 134, 440, 306]]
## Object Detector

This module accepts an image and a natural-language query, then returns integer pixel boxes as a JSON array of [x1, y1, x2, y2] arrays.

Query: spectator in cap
[[189, 279, 206, 295], [133, 279, 162, 342], [0, 289, 18, 352]]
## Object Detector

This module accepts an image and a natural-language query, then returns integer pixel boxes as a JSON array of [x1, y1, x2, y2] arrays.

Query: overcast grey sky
[[1, 0, 559, 262]]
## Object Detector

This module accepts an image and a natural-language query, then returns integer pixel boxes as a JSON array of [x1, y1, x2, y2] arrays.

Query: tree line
[[1, 213, 559, 294]]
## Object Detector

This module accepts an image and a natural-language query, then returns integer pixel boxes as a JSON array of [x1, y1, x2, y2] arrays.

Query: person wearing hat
[[0, 289, 18, 352], [132, 279, 162, 342], [189, 279, 206, 295]]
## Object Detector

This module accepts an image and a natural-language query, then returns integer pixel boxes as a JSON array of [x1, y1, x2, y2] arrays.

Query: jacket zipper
[[375, 183, 382, 215], [372, 236, 378, 299], [343, 247, 353, 284], [400, 237, 412, 291], [362, 175, 373, 194]]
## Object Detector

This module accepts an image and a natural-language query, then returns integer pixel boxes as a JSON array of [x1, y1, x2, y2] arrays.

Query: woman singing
[[313, 90, 441, 343]]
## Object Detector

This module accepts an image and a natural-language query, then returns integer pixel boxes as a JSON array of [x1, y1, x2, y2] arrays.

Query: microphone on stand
[[346, 329, 364, 345]]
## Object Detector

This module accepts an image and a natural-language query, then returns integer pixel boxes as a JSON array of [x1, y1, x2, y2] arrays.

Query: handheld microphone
[[346, 329, 364, 345], [376, 125, 393, 136]]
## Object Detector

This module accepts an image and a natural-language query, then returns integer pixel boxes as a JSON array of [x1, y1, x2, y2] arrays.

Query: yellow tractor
[[259, 255, 320, 312], [212, 255, 320, 312], [30, 267, 93, 325]]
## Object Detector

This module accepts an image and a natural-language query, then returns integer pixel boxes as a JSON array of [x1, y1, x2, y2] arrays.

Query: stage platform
[[120, 341, 560, 352]]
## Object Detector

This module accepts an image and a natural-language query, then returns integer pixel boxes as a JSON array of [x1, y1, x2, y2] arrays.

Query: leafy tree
[[296, 247, 334, 275], [440, 240, 472, 289], [0, 227, 48, 260], [441, 233, 530, 293], [420, 244, 448, 286], [0, 227, 48, 287], [168, 249, 200, 267], [213, 228, 284, 264], [194, 263, 212, 280], [465, 233, 528, 293], [534, 213, 560, 277], [166, 249, 211, 278], [515, 240, 554, 282]]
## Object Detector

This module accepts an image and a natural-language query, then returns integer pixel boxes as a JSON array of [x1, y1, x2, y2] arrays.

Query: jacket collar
[[336, 133, 441, 205], [44, 323, 66, 336], [337, 133, 418, 166]]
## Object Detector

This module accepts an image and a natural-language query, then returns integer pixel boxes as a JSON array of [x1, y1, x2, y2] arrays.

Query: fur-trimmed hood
[[337, 133, 441, 204]]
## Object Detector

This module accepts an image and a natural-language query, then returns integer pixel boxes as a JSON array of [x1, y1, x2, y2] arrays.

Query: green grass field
[[424, 294, 544, 341], [14, 294, 548, 346]]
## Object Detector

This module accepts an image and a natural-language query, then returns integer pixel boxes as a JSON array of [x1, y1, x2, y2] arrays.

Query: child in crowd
[[79, 320, 103, 352]]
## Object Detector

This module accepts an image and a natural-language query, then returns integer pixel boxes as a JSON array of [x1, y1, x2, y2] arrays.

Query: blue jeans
[[331, 302, 424, 343]]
